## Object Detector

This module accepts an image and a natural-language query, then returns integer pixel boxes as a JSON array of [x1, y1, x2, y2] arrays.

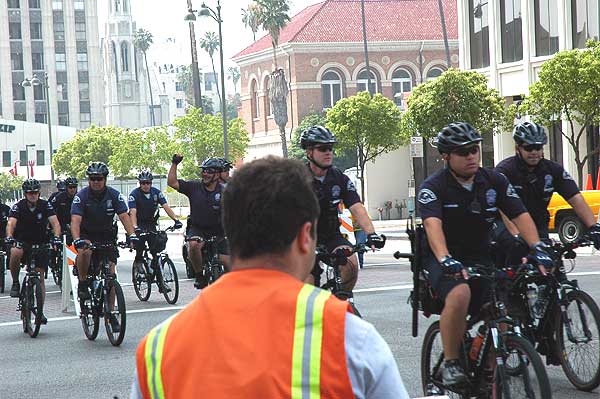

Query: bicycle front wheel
[[52, 251, 63, 288], [0, 252, 5, 293], [81, 285, 99, 340], [160, 256, 179, 305], [494, 334, 552, 399], [556, 289, 600, 391], [25, 278, 43, 338], [132, 260, 151, 301], [105, 280, 126, 346]]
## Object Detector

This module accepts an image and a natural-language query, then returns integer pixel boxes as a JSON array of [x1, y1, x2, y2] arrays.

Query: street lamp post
[[184, 0, 204, 112], [360, 0, 372, 94], [22, 73, 54, 186]]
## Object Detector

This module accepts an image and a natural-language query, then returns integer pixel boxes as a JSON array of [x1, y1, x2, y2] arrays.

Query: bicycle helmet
[[86, 161, 109, 177], [300, 126, 337, 149], [22, 178, 41, 193], [435, 122, 483, 154], [137, 170, 153, 181], [64, 177, 78, 186], [513, 122, 548, 146], [200, 157, 223, 172], [217, 158, 233, 171], [56, 180, 66, 191]]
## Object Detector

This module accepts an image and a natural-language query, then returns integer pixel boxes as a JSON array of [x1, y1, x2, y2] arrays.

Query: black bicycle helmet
[[200, 157, 223, 171], [137, 170, 153, 181], [436, 122, 483, 154], [217, 158, 233, 171], [513, 122, 547, 146], [64, 177, 78, 186], [300, 126, 337, 149], [22, 178, 41, 193], [56, 180, 66, 191], [86, 161, 109, 177]]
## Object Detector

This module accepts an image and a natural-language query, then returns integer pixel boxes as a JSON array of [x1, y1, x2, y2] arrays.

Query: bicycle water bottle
[[469, 325, 486, 361]]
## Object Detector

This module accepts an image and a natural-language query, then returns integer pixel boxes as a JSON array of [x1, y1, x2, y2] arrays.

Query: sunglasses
[[67, 185, 78, 189], [314, 145, 334, 153], [140, 181, 152, 185], [202, 168, 218, 174], [452, 146, 480, 157], [89, 176, 104, 182], [522, 144, 543, 152], [25, 191, 40, 194]]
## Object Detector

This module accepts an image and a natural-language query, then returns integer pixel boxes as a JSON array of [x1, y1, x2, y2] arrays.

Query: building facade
[[0, 0, 104, 129], [458, 0, 600, 181], [233, 0, 459, 216]]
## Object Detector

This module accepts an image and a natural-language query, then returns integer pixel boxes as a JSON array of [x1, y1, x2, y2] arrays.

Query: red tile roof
[[233, 0, 457, 59]]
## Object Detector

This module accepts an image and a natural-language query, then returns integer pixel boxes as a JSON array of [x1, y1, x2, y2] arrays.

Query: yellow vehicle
[[548, 190, 600, 243]]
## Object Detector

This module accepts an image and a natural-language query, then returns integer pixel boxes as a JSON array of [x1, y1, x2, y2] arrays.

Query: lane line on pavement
[[355, 284, 413, 293]]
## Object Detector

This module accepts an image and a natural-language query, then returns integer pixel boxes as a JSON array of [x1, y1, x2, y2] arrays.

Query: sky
[[98, 0, 320, 87]]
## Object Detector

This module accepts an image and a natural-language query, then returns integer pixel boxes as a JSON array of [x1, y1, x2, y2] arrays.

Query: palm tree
[[199, 31, 221, 105], [255, 0, 291, 157], [241, 3, 261, 42], [227, 66, 240, 94], [133, 28, 156, 126]]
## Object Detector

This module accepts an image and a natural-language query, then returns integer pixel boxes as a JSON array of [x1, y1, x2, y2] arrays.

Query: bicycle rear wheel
[[132, 260, 151, 301], [25, 278, 43, 338], [556, 289, 600, 391], [80, 285, 99, 340], [209, 263, 225, 284], [494, 334, 552, 399], [160, 256, 179, 304], [52, 251, 62, 288], [105, 280, 126, 346]]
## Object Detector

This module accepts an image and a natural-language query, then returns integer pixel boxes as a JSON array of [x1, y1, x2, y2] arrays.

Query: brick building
[[232, 0, 459, 216]]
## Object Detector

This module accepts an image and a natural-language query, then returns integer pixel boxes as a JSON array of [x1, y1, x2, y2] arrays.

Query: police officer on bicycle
[[418, 122, 554, 389], [217, 158, 232, 185], [48, 179, 66, 204], [5, 179, 62, 323], [300, 126, 384, 296], [168, 155, 229, 288], [129, 170, 182, 272], [71, 162, 137, 332], [50, 177, 78, 243], [0, 200, 10, 242]]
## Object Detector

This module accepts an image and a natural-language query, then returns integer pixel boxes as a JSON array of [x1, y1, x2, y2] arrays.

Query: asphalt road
[[0, 235, 599, 398]]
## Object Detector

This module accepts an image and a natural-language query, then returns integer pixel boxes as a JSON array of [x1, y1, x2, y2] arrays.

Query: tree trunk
[[358, 150, 366, 202], [577, 162, 584, 189], [272, 43, 278, 69], [210, 56, 221, 108], [269, 69, 289, 158], [144, 53, 156, 126]]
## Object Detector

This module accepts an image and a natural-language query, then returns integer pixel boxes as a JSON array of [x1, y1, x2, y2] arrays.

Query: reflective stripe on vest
[[291, 285, 331, 399], [145, 315, 175, 399]]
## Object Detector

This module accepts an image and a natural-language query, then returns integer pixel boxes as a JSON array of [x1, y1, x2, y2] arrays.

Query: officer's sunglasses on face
[[314, 145, 333, 153], [140, 181, 151, 185], [521, 144, 543, 152], [25, 191, 40, 195], [88, 176, 104, 182], [67, 185, 78, 189], [452, 145, 480, 157], [202, 168, 218, 175]]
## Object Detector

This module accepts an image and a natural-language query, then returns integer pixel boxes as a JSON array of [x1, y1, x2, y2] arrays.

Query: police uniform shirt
[[128, 187, 167, 229], [177, 179, 224, 235], [9, 199, 56, 244], [311, 165, 361, 242], [495, 155, 579, 232], [418, 168, 527, 259], [71, 186, 128, 235], [51, 191, 75, 229], [47, 191, 61, 204], [1, 203, 11, 238]]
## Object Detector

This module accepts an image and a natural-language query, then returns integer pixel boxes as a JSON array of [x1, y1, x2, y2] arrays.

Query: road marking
[[355, 284, 413, 293]]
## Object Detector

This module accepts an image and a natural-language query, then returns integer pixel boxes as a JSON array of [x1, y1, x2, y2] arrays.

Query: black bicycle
[[186, 235, 226, 289], [501, 237, 600, 391], [78, 242, 127, 346], [48, 230, 70, 289], [0, 246, 6, 293], [15, 242, 50, 338], [132, 225, 180, 304]]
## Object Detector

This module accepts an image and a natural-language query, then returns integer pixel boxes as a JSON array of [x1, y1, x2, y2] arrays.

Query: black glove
[[588, 223, 600, 250], [73, 238, 88, 250], [4, 236, 16, 248], [134, 227, 143, 236], [51, 236, 62, 249], [529, 241, 554, 270], [129, 234, 140, 248], [173, 220, 183, 230], [366, 232, 385, 249], [439, 255, 464, 274], [172, 154, 183, 165]]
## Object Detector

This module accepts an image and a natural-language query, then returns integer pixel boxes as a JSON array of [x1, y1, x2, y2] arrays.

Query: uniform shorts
[[319, 233, 352, 253], [186, 225, 229, 255], [14, 242, 50, 272], [80, 231, 119, 263]]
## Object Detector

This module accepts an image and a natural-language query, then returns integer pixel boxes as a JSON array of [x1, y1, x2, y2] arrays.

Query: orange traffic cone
[[585, 174, 594, 190], [596, 167, 600, 190]]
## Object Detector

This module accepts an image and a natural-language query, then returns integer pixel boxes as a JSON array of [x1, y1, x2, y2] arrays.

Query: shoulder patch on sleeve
[[418, 188, 438, 204], [72, 195, 81, 204], [11, 204, 18, 212], [347, 179, 356, 192], [118, 193, 126, 203], [562, 170, 574, 181], [506, 183, 520, 199], [128, 195, 135, 202]]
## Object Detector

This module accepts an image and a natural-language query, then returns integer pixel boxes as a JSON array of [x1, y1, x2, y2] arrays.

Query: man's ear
[[296, 221, 313, 255]]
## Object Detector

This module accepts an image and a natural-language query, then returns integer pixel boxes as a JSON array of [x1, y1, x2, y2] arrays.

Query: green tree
[[327, 92, 405, 201], [255, 0, 291, 157], [0, 173, 24, 202], [227, 66, 241, 94], [401, 69, 514, 142], [290, 112, 358, 171], [175, 66, 215, 113], [521, 41, 600, 187], [52, 125, 120, 178], [172, 108, 249, 179], [133, 28, 156, 126], [199, 32, 221, 102], [241, 3, 261, 41], [226, 93, 241, 120]]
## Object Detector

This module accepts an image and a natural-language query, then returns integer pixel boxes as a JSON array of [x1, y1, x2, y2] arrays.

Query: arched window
[[123, 0, 128, 12], [321, 70, 343, 109], [251, 80, 260, 119], [121, 42, 129, 72], [357, 68, 379, 94], [391, 68, 413, 106], [114, 0, 120, 12], [111, 41, 118, 75], [426, 67, 444, 81], [264, 76, 272, 117]]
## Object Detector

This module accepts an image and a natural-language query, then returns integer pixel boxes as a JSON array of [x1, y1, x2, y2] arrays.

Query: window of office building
[[57, 83, 68, 100], [75, 22, 86, 40], [500, 0, 523, 63], [9, 22, 22, 40], [2, 152, 11, 167], [33, 84, 45, 100], [469, 0, 490, 68], [58, 112, 69, 126], [80, 112, 91, 128], [534, 0, 559, 56], [55, 53, 66, 71], [77, 53, 88, 71], [13, 83, 25, 100], [8, 0, 20, 8], [29, 0, 40, 8], [32, 52, 44, 70], [176, 99, 184, 109], [74, 0, 84, 10], [321, 70, 343, 109], [14, 113, 27, 121], [35, 113, 46, 123], [20, 150, 27, 165], [357, 68, 379, 94], [175, 82, 183, 91], [36, 150, 45, 166], [30, 22, 42, 40], [11, 52, 23, 70], [54, 21, 65, 40], [572, 0, 600, 48], [52, 0, 62, 10], [79, 82, 89, 100]]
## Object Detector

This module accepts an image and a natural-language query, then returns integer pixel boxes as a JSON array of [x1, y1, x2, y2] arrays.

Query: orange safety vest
[[136, 268, 356, 399]]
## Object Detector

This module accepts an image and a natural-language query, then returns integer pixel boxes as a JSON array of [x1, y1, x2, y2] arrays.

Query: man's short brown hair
[[222, 156, 319, 259]]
